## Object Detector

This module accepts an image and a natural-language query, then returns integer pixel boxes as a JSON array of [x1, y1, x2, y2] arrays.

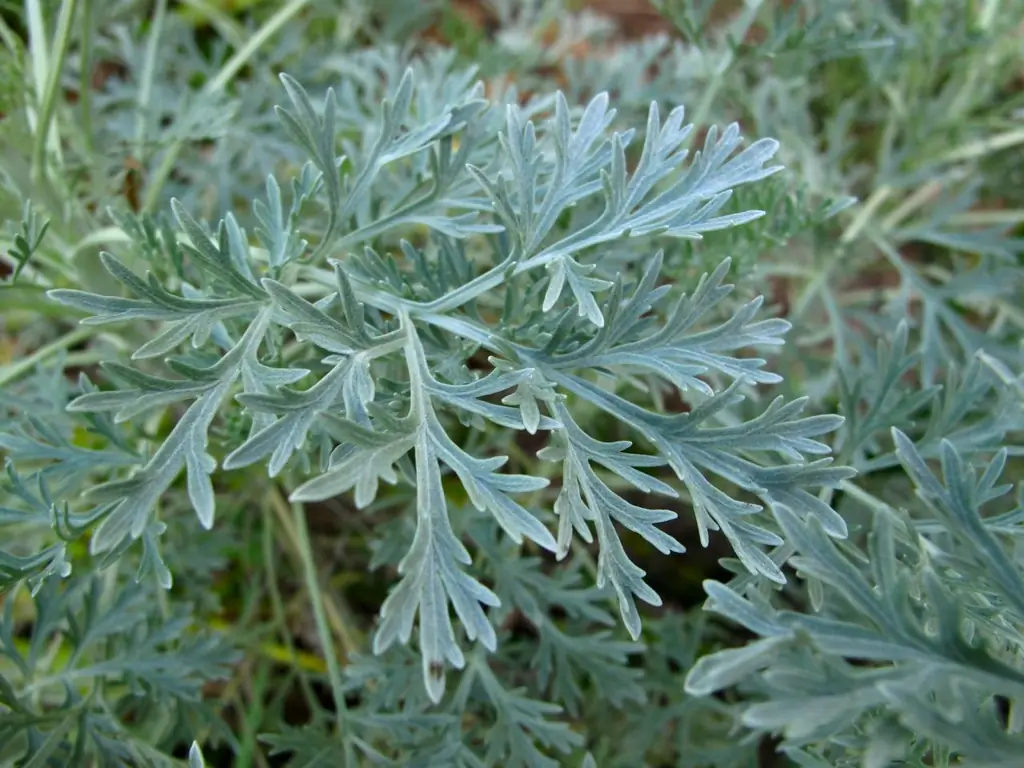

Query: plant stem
[[840, 185, 891, 244], [136, 0, 169, 166], [290, 496, 350, 737], [880, 179, 944, 232], [140, 0, 315, 214], [260, 506, 321, 705], [26, 0, 50, 125], [31, 0, 80, 186], [179, 0, 246, 47], [268, 487, 359, 744], [688, 0, 762, 131], [268, 488, 363, 656], [940, 126, 1024, 164], [838, 479, 901, 519], [78, 0, 94, 155], [0, 326, 93, 388]]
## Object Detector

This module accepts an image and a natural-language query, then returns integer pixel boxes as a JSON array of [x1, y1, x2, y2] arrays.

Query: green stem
[[940, 126, 1024, 164], [879, 179, 943, 232], [78, 0, 94, 155], [949, 209, 1024, 226], [838, 479, 900, 518], [0, 326, 93, 387], [688, 0, 762, 130], [840, 185, 891, 244], [26, 0, 50, 119], [269, 488, 364, 655], [235, 660, 270, 768], [272, 489, 350, 742], [178, 0, 246, 48], [31, 0, 80, 185], [140, 0, 315, 213], [136, 0, 169, 165], [261, 502, 319, 711]]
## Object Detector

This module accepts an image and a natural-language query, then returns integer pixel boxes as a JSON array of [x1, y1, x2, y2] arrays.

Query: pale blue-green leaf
[[683, 635, 790, 696]]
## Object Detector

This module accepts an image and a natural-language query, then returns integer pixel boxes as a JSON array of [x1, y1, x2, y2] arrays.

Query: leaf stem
[[26, 0, 51, 125]]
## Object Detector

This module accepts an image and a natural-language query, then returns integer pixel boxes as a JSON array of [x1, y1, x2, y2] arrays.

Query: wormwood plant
[[1, 0, 1023, 766]]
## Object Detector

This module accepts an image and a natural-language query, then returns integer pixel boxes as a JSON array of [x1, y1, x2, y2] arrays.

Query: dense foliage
[[1, 0, 1022, 766]]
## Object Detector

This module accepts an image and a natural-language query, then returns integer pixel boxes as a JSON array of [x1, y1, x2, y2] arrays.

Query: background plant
[[1, 0, 1022, 766]]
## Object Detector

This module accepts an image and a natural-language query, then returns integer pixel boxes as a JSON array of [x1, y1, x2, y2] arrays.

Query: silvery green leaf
[[188, 742, 207, 768], [775, 505, 903, 634], [427, 418, 554, 551], [540, 255, 790, 392], [471, 96, 781, 322], [48, 252, 260, 331], [262, 277, 376, 354], [497, 366, 559, 435], [977, 349, 1024, 399], [893, 429, 1024, 617], [684, 636, 791, 696], [405, 320, 557, 552], [0, 572, 236, 761], [874, 237, 1023, 386], [373, 433, 499, 704], [253, 173, 309, 269], [702, 580, 790, 638], [0, 544, 72, 593], [171, 200, 263, 298], [84, 310, 271, 556], [892, 179, 1024, 262], [230, 339, 398, 478], [473, 656, 585, 768], [887, 691, 1024, 767], [552, 373, 850, 583], [783, 614, 921, 661], [744, 683, 891, 742], [425, 368, 560, 432], [68, 363, 212, 423], [277, 66, 492, 261], [290, 419, 416, 508], [542, 257, 612, 327], [0, 423, 137, 479], [545, 402, 681, 639]]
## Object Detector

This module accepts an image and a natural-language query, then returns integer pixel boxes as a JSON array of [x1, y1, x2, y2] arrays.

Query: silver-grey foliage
[[5, 1, 1022, 765], [42, 63, 847, 701]]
